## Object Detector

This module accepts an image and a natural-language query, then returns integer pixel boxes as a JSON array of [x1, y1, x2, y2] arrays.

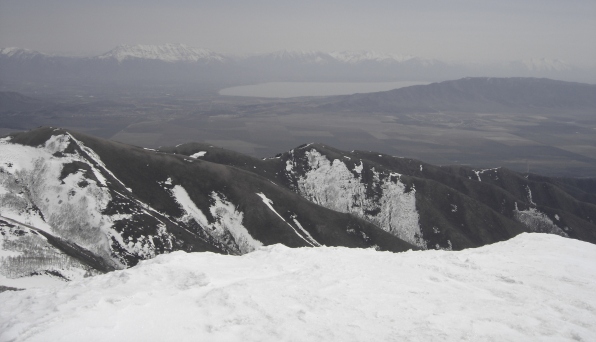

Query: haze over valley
[[1, 1, 596, 340], [1, 61, 595, 177]]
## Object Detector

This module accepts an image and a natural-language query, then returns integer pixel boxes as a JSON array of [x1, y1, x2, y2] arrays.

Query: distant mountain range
[[1, 44, 594, 87], [1, 127, 594, 287]]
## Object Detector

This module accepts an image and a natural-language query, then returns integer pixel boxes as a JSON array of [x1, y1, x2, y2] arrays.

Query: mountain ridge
[[1, 127, 594, 288], [2, 45, 594, 84], [318, 77, 596, 114], [96, 44, 226, 63], [0, 127, 417, 288]]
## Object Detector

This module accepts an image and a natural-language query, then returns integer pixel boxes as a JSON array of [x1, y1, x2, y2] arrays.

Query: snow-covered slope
[[1, 233, 594, 342], [0, 133, 177, 271], [286, 148, 424, 248], [97, 44, 225, 63], [1, 128, 416, 288], [0, 130, 269, 275]]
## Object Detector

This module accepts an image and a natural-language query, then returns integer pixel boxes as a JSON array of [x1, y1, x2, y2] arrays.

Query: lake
[[219, 81, 431, 98]]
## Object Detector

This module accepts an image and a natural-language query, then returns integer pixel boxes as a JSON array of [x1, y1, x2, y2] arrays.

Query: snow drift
[[1, 233, 594, 342]]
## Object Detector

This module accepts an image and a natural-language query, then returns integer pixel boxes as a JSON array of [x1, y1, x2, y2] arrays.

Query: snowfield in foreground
[[1, 233, 595, 342]]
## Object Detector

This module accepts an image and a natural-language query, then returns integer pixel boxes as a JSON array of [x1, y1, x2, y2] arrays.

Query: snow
[[472, 168, 499, 182], [0, 273, 66, 290], [68, 133, 132, 191], [0, 135, 114, 259], [1, 233, 595, 342], [171, 186, 262, 254], [329, 50, 415, 64], [290, 215, 321, 247], [255, 50, 435, 67], [514, 203, 568, 237], [525, 185, 536, 206], [264, 50, 329, 64], [522, 58, 571, 71], [0, 223, 99, 289], [190, 151, 207, 158], [256, 193, 317, 247], [0, 47, 45, 59], [209, 192, 263, 253], [0, 133, 172, 270], [353, 161, 363, 174], [43, 134, 70, 154], [97, 44, 225, 63], [295, 150, 424, 247], [171, 185, 210, 228]]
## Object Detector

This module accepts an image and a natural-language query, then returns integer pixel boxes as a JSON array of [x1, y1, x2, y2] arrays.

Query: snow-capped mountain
[[256, 50, 333, 64], [0, 47, 48, 60], [96, 44, 226, 63], [248, 50, 428, 65], [521, 58, 571, 72], [329, 50, 417, 64]]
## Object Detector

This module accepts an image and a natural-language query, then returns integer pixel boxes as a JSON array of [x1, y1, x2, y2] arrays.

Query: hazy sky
[[1, 0, 595, 66]]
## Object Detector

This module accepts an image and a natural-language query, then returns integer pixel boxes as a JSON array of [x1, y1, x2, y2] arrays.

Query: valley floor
[[1, 233, 595, 342]]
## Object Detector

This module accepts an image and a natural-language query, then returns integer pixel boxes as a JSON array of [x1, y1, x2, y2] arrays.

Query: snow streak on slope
[[67, 133, 131, 191], [170, 185, 262, 254], [292, 149, 423, 248], [189, 151, 206, 158], [472, 168, 499, 182], [1, 233, 594, 342], [256, 193, 320, 247]]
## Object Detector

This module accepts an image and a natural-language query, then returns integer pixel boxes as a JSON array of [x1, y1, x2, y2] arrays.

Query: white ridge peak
[[0, 47, 47, 59], [98, 43, 225, 63], [261, 50, 331, 65], [521, 58, 571, 71], [329, 50, 415, 64]]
